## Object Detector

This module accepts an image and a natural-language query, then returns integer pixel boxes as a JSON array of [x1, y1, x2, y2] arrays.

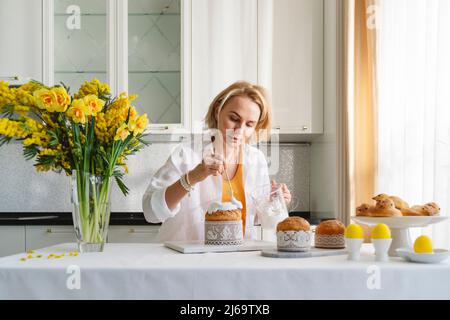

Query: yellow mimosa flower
[[83, 94, 105, 116], [51, 86, 71, 112], [114, 124, 130, 141], [67, 99, 88, 124], [33, 88, 58, 112]]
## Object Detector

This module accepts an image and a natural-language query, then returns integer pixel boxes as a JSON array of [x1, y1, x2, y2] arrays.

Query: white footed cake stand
[[352, 216, 448, 257]]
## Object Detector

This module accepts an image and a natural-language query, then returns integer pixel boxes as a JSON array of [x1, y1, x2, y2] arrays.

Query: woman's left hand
[[271, 180, 292, 204]]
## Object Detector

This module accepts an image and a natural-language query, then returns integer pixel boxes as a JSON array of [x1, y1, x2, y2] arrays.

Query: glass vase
[[71, 170, 112, 253]]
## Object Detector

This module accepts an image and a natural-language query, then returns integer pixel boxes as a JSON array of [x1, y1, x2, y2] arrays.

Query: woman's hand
[[271, 180, 292, 204], [188, 153, 225, 184]]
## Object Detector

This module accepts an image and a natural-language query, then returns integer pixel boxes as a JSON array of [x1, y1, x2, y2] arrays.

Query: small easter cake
[[204, 198, 243, 246], [315, 220, 346, 249], [276, 217, 311, 252]]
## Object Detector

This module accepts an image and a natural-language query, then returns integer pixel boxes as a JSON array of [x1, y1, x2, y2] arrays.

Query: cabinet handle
[[273, 126, 281, 130], [150, 126, 169, 131], [128, 228, 158, 234], [302, 126, 309, 131], [0, 76, 19, 80], [46, 228, 74, 234]]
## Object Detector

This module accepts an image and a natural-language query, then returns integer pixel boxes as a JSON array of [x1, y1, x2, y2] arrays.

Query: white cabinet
[[43, 0, 190, 134], [0, 0, 42, 84], [191, 0, 258, 132], [107, 225, 160, 243], [23, 225, 161, 252], [258, 0, 324, 135], [25, 226, 77, 251], [0, 226, 25, 257]]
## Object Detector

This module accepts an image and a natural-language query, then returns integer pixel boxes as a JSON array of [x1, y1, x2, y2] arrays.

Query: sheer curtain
[[376, 0, 450, 247]]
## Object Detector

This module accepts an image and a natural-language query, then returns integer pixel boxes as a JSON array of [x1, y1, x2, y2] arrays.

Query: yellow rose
[[114, 124, 130, 141], [33, 88, 58, 112], [51, 87, 71, 112], [83, 94, 105, 116], [66, 99, 88, 124], [129, 114, 149, 136]]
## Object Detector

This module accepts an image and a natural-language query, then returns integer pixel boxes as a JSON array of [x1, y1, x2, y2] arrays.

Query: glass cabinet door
[[54, 0, 108, 91], [128, 0, 182, 126]]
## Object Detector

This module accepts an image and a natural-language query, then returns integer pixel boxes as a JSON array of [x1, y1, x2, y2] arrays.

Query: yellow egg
[[371, 223, 391, 239], [414, 235, 433, 253], [345, 224, 364, 239]]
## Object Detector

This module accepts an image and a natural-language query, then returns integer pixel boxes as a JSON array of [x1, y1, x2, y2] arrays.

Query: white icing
[[207, 197, 243, 214]]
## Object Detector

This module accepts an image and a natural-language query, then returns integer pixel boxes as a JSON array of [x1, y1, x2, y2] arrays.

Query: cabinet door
[[107, 225, 160, 243], [0, 226, 26, 257], [51, 0, 108, 89], [0, 0, 42, 84], [25, 226, 77, 251], [128, 0, 187, 133], [259, 0, 323, 134], [191, 0, 258, 131]]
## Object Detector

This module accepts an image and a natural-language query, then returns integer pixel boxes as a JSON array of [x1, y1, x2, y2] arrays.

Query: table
[[0, 243, 449, 300]]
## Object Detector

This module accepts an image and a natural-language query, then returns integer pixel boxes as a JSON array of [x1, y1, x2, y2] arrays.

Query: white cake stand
[[352, 216, 449, 257]]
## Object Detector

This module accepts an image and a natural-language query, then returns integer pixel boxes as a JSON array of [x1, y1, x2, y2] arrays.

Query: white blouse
[[142, 143, 270, 242]]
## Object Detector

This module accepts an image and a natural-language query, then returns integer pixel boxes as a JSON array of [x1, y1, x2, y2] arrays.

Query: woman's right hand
[[188, 153, 225, 184]]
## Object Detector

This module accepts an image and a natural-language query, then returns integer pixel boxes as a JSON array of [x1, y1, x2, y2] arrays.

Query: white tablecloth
[[0, 243, 449, 300]]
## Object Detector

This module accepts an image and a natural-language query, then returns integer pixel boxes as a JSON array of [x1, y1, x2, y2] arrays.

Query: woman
[[142, 81, 292, 241]]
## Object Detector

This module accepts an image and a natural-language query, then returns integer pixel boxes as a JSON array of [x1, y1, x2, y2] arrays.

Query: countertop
[[0, 212, 159, 226]]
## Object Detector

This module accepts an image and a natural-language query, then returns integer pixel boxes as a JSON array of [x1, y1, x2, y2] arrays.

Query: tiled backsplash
[[0, 142, 310, 213]]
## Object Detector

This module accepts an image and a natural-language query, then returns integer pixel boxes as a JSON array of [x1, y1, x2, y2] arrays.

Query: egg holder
[[352, 216, 448, 257]]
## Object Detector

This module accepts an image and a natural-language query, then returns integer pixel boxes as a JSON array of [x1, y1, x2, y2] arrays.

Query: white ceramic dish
[[396, 247, 450, 264], [352, 216, 448, 228]]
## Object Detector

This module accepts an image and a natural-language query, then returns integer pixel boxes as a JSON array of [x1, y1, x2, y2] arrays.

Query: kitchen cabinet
[[0, 226, 25, 257], [258, 0, 324, 135], [0, 0, 42, 84], [107, 225, 160, 243], [22, 225, 161, 251], [2, 0, 323, 139], [190, 0, 258, 132], [43, 0, 190, 134], [25, 226, 77, 251]]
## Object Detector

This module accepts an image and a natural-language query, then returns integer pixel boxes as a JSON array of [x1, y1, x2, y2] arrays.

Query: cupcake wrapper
[[314, 234, 346, 249], [205, 221, 243, 246], [277, 230, 311, 252]]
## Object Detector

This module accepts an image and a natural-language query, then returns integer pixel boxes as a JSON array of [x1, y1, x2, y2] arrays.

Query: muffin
[[204, 198, 243, 246], [276, 217, 311, 252], [314, 220, 346, 249]]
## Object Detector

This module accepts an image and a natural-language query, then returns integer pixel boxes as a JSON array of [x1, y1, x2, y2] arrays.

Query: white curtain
[[376, 0, 450, 247]]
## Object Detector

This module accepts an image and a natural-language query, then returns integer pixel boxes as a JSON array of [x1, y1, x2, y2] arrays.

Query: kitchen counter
[[0, 243, 449, 300], [0, 212, 159, 226]]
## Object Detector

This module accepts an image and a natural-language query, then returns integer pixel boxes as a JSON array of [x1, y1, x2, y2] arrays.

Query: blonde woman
[[142, 81, 292, 241]]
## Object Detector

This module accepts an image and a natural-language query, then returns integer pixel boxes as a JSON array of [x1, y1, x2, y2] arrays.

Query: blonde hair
[[204, 81, 272, 141]]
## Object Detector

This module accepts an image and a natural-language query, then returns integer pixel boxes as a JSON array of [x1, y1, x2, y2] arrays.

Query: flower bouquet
[[0, 78, 149, 252]]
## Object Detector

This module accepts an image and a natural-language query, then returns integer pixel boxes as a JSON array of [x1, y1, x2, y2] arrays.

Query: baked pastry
[[369, 198, 402, 217], [372, 194, 409, 211], [314, 220, 346, 249], [276, 217, 311, 252], [204, 198, 244, 245], [356, 204, 372, 217], [277, 216, 310, 232], [402, 202, 440, 216]]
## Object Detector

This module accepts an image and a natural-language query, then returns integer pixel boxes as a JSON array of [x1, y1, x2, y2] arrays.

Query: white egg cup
[[372, 238, 393, 262], [345, 238, 364, 261]]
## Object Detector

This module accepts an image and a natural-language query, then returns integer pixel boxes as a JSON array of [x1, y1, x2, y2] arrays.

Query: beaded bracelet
[[180, 172, 194, 196]]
